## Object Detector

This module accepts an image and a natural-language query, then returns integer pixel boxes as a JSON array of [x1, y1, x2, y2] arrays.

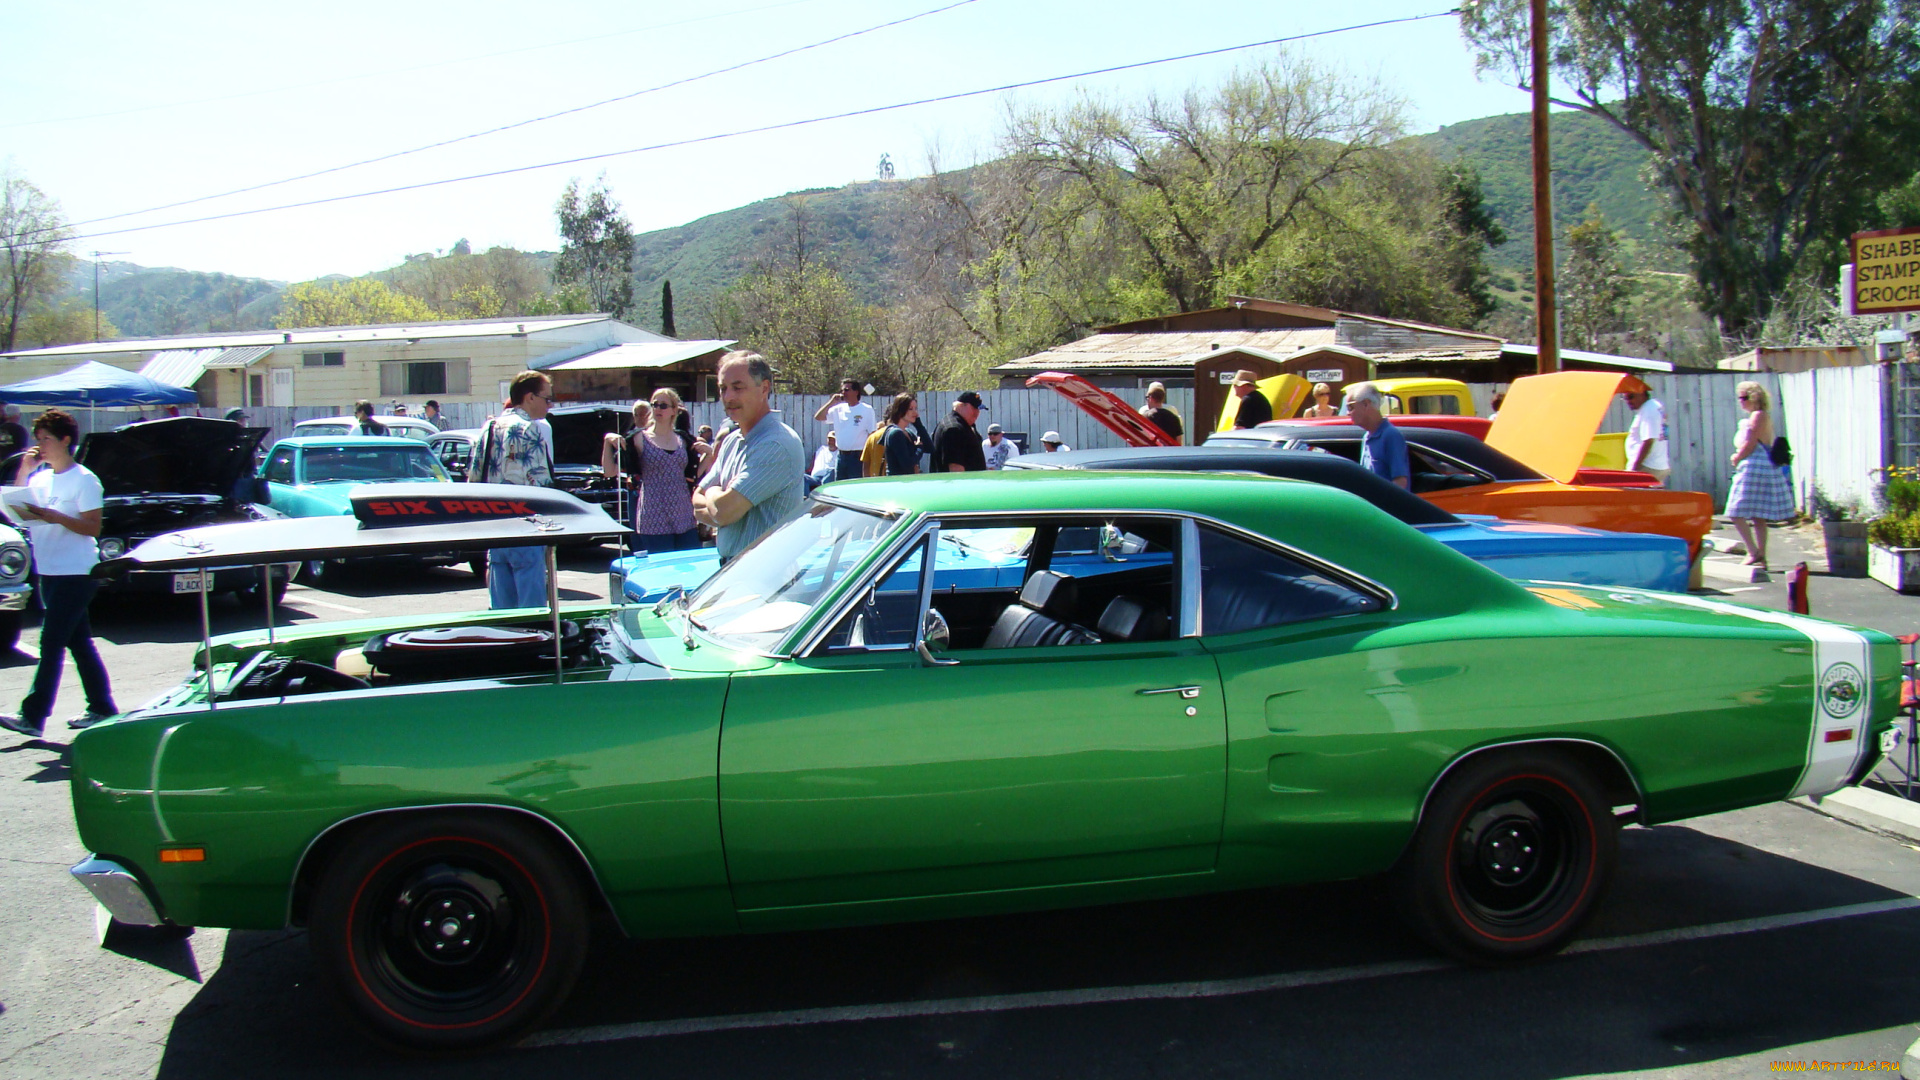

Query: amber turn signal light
[[158, 847, 206, 863]]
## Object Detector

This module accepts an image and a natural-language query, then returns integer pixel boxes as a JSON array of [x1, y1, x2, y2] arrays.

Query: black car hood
[[546, 406, 629, 467], [79, 417, 269, 498]]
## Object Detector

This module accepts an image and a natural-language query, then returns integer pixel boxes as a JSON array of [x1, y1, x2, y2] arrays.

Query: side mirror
[[916, 607, 957, 666]]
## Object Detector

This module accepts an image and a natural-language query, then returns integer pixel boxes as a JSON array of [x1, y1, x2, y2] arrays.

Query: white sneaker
[[67, 710, 115, 730], [0, 714, 45, 739]]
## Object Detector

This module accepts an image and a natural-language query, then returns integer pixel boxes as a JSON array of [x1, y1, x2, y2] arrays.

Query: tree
[[274, 278, 437, 329], [17, 298, 115, 349], [698, 201, 874, 393], [384, 246, 546, 318], [1004, 56, 1407, 315], [1462, 0, 1920, 339], [1, 173, 73, 353], [1559, 206, 1635, 349], [450, 237, 472, 256], [1880, 170, 1920, 229], [660, 280, 676, 337], [554, 177, 636, 317]]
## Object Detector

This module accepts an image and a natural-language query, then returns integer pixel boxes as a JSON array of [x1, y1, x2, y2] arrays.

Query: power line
[[59, 10, 1461, 245], [60, 0, 985, 233], [0, 0, 833, 131]]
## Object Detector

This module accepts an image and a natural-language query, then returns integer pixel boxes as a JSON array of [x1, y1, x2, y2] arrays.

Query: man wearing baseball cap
[[981, 422, 1020, 469], [931, 391, 988, 472], [1040, 431, 1071, 452]]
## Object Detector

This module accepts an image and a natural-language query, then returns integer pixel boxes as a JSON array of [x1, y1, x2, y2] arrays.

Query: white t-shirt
[[824, 401, 875, 449], [1625, 398, 1669, 471], [23, 463, 104, 575]]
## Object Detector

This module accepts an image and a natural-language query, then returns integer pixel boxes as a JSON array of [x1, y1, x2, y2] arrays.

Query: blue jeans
[[836, 450, 864, 481], [21, 575, 116, 727], [487, 546, 549, 610], [638, 527, 703, 555]]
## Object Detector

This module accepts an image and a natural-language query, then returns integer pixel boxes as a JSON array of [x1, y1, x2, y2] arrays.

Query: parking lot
[[4, 534, 1920, 1079]]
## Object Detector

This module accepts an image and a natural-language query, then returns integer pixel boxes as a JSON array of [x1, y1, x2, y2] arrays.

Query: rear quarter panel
[[1210, 599, 1889, 888]]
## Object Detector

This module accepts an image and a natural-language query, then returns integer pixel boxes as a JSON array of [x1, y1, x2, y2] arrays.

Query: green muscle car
[[66, 472, 1897, 1050]]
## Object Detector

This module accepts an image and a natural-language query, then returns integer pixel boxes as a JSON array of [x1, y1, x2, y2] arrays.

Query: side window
[[822, 538, 929, 651], [1197, 526, 1381, 635], [264, 448, 296, 484], [1406, 447, 1491, 493]]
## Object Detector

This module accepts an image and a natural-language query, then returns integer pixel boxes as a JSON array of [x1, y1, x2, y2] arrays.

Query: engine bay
[[215, 615, 635, 701]]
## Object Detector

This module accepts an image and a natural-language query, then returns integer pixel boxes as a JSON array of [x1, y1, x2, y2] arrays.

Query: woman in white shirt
[[1, 409, 117, 740]]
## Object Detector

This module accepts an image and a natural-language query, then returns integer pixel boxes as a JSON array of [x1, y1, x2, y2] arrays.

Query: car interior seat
[[982, 570, 1099, 648], [1201, 570, 1378, 635], [1096, 595, 1169, 642]]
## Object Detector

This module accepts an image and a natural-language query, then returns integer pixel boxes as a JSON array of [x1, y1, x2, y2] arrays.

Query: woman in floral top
[[603, 389, 702, 554]]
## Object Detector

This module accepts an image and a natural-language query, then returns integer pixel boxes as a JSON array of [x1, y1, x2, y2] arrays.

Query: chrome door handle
[[1137, 685, 1202, 699]]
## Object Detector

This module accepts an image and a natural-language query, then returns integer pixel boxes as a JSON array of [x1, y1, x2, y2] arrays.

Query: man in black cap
[[930, 391, 988, 472]]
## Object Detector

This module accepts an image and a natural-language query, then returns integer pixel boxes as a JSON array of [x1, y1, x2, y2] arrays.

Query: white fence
[[44, 376, 1885, 515]]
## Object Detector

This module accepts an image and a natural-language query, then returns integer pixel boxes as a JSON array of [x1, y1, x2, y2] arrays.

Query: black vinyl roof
[[1006, 445, 1459, 526], [1206, 424, 1546, 483]]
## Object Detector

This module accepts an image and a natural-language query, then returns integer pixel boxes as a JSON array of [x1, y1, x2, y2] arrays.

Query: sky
[[2, 0, 1535, 284]]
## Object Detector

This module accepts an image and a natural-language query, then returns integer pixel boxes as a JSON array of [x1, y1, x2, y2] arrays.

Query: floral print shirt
[[470, 407, 552, 487]]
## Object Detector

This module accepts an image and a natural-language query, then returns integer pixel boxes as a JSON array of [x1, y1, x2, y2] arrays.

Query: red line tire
[[309, 813, 588, 1051], [1396, 750, 1617, 964]]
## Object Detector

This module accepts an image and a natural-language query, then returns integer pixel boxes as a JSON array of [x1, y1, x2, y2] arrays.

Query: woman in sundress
[[1726, 381, 1792, 569]]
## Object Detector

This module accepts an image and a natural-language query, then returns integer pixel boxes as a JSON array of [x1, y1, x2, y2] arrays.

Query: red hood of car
[[1026, 372, 1179, 448]]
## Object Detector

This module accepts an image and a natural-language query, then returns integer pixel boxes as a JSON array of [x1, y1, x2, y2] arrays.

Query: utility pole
[[89, 251, 128, 341], [1529, 0, 1558, 374]]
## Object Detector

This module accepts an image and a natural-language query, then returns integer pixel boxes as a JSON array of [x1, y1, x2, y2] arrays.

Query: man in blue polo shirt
[[694, 350, 806, 563], [1346, 381, 1410, 489]]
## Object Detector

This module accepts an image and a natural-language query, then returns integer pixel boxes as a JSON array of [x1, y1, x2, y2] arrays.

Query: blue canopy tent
[[0, 361, 199, 407]]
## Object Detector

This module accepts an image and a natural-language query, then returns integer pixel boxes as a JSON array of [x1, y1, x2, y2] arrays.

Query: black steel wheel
[[1397, 749, 1615, 964], [309, 813, 588, 1051]]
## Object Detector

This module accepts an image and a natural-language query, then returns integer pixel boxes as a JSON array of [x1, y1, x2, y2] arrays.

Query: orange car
[[1211, 372, 1714, 560]]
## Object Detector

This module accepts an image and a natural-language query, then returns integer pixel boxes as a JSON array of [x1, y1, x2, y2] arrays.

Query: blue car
[[611, 447, 1691, 603]]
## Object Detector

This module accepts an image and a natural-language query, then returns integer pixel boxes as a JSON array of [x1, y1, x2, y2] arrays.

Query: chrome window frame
[[784, 505, 1396, 658]]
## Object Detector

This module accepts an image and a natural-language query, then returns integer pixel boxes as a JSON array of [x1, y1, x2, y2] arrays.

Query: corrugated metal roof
[[1500, 344, 1674, 373], [0, 314, 629, 360], [993, 328, 1337, 373], [541, 339, 736, 372], [1371, 345, 1505, 365], [138, 348, 223, 387], [203, 345, 273, 369]]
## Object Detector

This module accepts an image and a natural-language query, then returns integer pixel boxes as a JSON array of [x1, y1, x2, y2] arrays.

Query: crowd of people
[[0, 351, 1823, 744]]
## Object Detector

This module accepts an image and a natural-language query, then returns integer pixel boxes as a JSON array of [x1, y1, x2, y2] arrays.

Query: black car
[[429, 407, 633, 513], [1202, 423, 1542, 489], [1005, 445, 1457, 525], [81, 417, 291, 603]]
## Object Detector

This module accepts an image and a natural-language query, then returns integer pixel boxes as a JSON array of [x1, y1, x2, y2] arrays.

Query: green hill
[[40, 109, 1684, 343], [1413, 109, 1683, 274], [626, 180, 914, 329], [55, 261, 285, 338]]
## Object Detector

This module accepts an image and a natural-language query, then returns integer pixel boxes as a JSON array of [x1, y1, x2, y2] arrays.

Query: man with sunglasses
[[813, 378, 875, 481], [469, 370, 556, 609]]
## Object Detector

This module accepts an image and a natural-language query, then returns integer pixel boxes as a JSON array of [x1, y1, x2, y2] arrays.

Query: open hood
[[1484, 371, 1633, 484], [1025, 372, 1178, 448], [79, 417, 269, 499], [547, 405, 630, 466], [97, 483, 628, 574]]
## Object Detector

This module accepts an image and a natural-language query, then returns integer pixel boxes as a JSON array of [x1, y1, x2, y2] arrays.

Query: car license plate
[[172, 572, 205, 594]]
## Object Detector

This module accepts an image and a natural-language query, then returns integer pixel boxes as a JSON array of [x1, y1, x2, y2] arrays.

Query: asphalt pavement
[[3, 540, 1920, 1078]]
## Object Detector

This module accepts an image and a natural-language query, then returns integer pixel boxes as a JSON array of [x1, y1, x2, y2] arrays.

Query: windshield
[[686, 502, 902, 652], [302, 447, 449, 483]]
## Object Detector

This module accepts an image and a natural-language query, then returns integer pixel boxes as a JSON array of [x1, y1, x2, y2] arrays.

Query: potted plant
[[1812, 485, 1868, 577], [1867, 467, 1920, 592]]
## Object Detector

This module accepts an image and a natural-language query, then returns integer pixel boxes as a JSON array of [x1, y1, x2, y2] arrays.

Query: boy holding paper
[[0, 409, 116, 740]]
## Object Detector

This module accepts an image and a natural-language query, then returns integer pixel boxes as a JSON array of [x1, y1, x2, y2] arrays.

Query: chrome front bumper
[[0, 582, 29, 612], [70, 856, 165, 926]]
